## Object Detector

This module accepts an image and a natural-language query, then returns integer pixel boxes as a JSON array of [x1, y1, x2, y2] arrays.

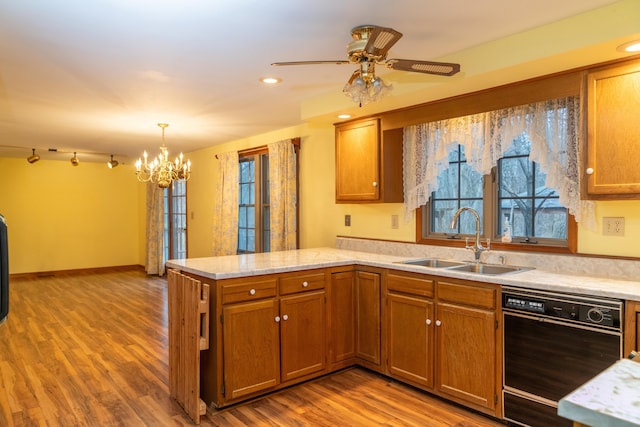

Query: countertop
[[558, 359, 640, 427], [166, 247, 640, 300]]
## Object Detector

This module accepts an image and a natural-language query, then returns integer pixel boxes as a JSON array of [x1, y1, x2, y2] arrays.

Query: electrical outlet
[[603, 217, 624, 236], [391, 214, 399, 229], [345, 214, 351, 227]]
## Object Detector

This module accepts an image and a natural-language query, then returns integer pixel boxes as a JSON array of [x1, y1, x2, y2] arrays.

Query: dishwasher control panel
[[502, 287, 622, 330]]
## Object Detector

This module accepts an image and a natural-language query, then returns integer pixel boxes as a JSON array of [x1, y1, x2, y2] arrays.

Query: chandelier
[[343, 61, 392, 107], [135, 123, 191, 188]]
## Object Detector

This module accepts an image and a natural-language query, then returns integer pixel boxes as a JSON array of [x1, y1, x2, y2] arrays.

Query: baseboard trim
[[10, 264, 145, 280]]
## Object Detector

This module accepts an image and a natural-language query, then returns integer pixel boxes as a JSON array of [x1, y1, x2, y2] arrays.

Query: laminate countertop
[[166, 247, 640, 301], [558, 359, 640, 427]]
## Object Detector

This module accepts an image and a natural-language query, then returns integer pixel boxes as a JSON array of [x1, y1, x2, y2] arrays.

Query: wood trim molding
[[10, 264, 145, 280]]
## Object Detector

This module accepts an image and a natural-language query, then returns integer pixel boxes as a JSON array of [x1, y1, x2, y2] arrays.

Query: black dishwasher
[[502, 287, 622, 427]]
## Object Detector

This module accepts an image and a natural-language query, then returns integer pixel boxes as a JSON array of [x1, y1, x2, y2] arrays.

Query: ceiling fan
[[271, 25, 461, 106]]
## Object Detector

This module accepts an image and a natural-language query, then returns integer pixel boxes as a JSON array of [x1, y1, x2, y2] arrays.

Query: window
[[422, 138, 570, 249], [163, 179, 187, 261], [238, 153, 270, 253], [497, 136, 566, 242]]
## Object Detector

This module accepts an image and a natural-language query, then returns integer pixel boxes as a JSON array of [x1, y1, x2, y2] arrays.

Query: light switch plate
[[391, 214, 399, 229], [345, 214, 351, 227], [603, 217, 624, 236]]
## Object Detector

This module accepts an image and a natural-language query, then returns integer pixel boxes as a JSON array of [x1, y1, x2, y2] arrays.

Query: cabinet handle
[[426, 319, 432, 325], [586, 167, 594, 175], [435, 320, 442, 326], [249, 289, 256, 295], [302, 281, 309, 288], [275, 316, 281, 322], [282, 314, 289, 321], [372, 181, 378, 187]]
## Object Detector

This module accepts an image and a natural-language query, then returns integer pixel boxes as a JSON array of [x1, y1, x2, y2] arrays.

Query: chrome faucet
[[450, 207, 490, 262]]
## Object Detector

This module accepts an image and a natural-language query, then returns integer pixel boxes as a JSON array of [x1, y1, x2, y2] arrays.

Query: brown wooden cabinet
[[328, 270, 356, 368], [209, 270, 327, 407], [355, 270, 382, 369], [435, 281, 498, 412], [624, 300, 640, 356], [385, 272, 500, 417], [335, 119, 403, 203], [586, 60, 640, 197]]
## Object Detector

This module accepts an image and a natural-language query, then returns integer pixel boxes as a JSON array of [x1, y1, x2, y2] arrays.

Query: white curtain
[[145, 182, 165, 276], [212, 151, 239, 255], [403, 96, 596, 229], [268, 139, 297, 251]]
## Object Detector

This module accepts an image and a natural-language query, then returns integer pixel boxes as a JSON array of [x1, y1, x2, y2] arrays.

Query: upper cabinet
[[335, 118, 403, 203], [585, 60, 640, 198]]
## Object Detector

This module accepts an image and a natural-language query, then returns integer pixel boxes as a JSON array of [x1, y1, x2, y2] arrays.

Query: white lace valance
[[403, 96, 596, 230]]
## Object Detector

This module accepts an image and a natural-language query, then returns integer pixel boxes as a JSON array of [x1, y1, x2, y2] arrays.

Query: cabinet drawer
[[387, 273, 434, 298], [280, 273, 325, 295], [437, 281, 496, 309], [222, 278, 277, 304]]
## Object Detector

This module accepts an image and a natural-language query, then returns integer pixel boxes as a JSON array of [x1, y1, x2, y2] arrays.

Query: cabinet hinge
[[220, 314, 224, 324], [495, 394, 498, 405], [495, 319, 499, 330], [221, 383, 225, 396]]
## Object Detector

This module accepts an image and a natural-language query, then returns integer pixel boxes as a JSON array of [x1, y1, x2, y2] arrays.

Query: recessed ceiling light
[[337, 114, 351, 119], [616, 41, 640, 52], [260, 77, 282, 84]]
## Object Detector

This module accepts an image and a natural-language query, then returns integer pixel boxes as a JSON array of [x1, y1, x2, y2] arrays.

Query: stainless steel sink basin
[[448, 263, 530, 275], [399, 258, 466, 268]]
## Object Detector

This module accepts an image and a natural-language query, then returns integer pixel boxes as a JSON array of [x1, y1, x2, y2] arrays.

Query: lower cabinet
[[355, 270, 382, 369], [624, 300, 640, 356], [386, 271, 500, 416], [190, 265, 499, 419], [210, 270, 327, 407], [222, 299, 280, 400]]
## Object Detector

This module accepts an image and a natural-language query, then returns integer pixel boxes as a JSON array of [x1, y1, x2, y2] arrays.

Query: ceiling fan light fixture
[[27, 148, 40, 164], [343, 74, 392, 106]]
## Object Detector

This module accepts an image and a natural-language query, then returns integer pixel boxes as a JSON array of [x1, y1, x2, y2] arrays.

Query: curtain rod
[[215, 137, 300, 159]]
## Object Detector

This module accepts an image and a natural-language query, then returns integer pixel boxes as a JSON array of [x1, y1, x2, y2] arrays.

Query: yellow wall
[[0, 157, 143, 274], [185, 122, 640, 259]]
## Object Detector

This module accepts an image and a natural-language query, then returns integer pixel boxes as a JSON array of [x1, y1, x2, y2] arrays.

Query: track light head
[[27, 148, 40, 164], [107, 155, 119, 169], [70, 152, 79, 166]]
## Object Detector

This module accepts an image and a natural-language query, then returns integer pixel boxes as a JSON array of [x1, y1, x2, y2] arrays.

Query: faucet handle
[[486, 238, 491, 250]]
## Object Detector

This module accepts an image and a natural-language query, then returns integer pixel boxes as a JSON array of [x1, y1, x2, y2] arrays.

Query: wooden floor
[[0, 270, 504, 427]]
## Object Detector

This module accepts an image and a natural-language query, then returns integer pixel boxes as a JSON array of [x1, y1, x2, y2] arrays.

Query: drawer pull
[[302, 281, 309, 288], [282, 314, 289, 321], [435, 320, 442, 327], [275, 316, 281, 322], [249, 289, 256, 296], [426, 319, 432, 325]]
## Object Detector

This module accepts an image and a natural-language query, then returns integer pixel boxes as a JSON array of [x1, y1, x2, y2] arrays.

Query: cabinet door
[[388, 293, 434, 388], [435, 302, 496, 411], [586, 61, 640, 196], [624, 300, 640, 356], [335, 119, 380, 201], [355, 271, 381, 366], [280, 290, 326, 382], [329, 271, 356, 365], [222, 299, 280, 401]]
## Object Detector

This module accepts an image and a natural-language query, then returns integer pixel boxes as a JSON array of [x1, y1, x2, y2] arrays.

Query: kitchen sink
[[448, 263, 531, 275], [400, 258, 466, 268], [399, 258, 532, 275]]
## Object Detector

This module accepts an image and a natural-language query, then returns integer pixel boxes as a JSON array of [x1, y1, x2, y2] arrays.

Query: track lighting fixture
[[27, 148, 40, 164], [70, 152, 79, 166], [107, 155, 119, 169]]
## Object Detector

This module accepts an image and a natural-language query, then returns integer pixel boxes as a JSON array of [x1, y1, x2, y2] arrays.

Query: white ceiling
[[0, 0, 630, 164]]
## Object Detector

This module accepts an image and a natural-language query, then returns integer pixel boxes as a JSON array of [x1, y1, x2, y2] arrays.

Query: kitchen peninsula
[[166, 247, 640, 425]]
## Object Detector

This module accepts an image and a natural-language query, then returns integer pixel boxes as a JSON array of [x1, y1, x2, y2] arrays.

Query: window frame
[[237, 139, 300, 254]]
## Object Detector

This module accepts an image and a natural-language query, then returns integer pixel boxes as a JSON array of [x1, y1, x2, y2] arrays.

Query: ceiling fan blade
[[386, 59, 461, 76], [364, 26, 403, 57], [271, 60, 350, 66]]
